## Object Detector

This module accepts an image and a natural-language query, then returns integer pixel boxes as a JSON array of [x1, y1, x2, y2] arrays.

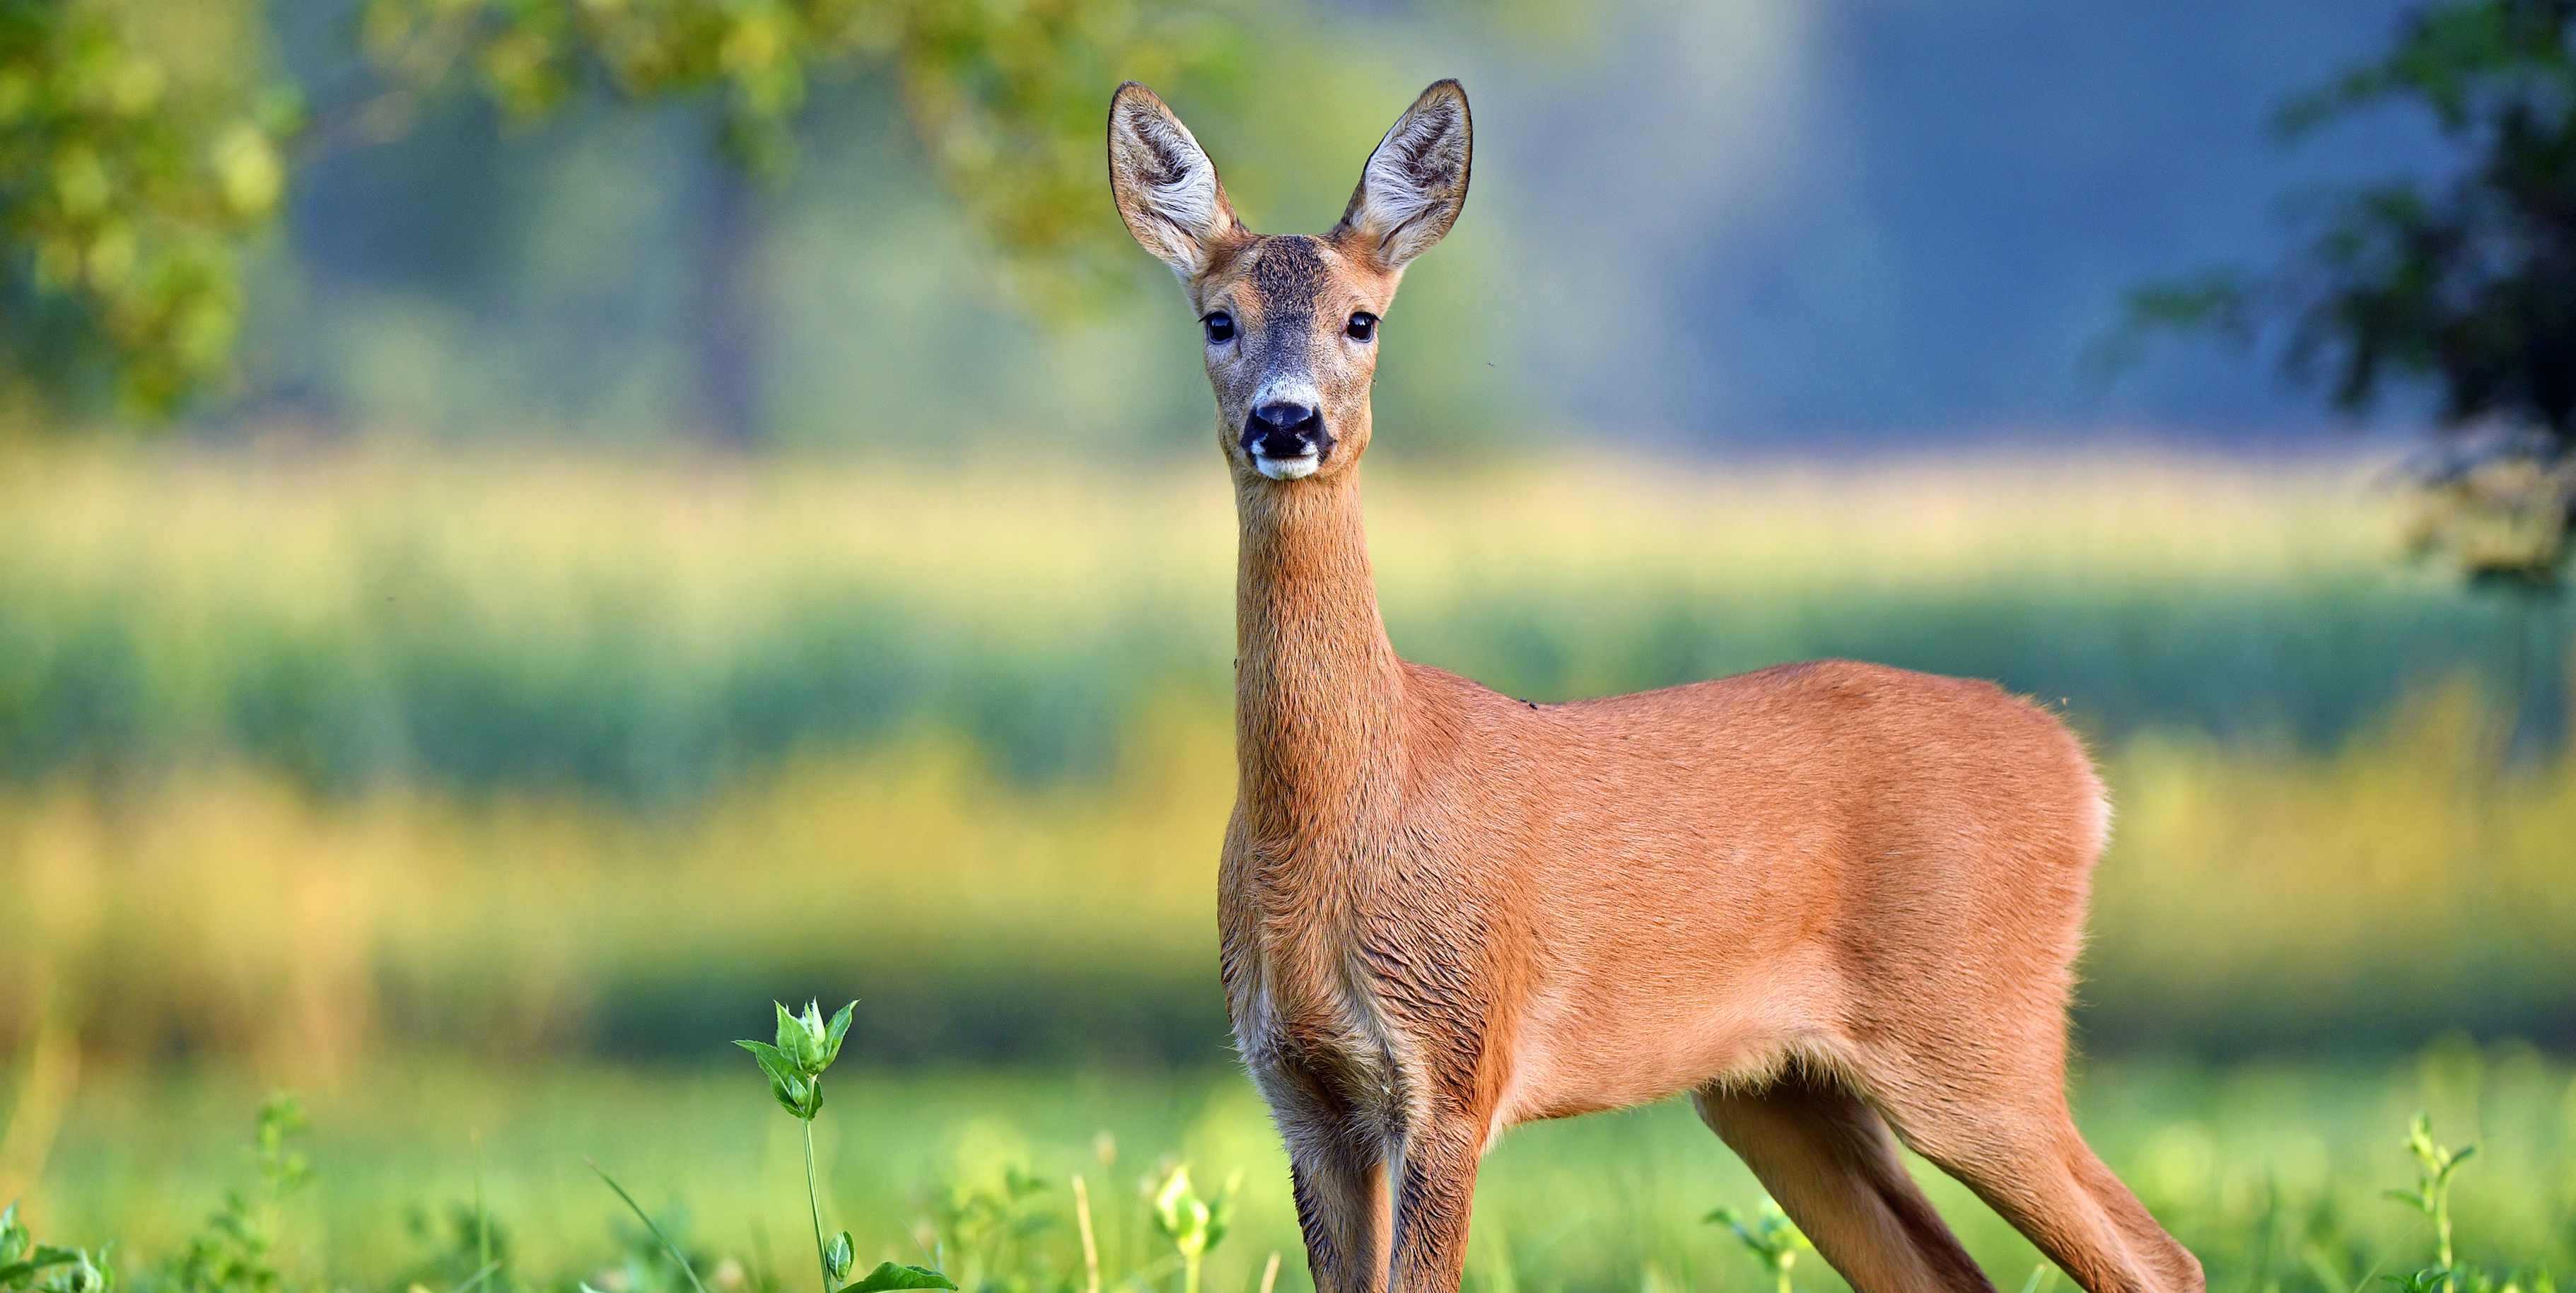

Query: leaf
[[825, 1231, 854, 1284], [824, 1002, 855, 1066], [771, 1075, 813, 1121], [0, 1250, 79, 1284], [843, 1263, 957, 1293], [774, 1001, 803, 1057], [738, 1040, 798, 1089]]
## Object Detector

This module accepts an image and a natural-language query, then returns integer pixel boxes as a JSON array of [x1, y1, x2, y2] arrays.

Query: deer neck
[[1234, 465, 1408, 845]]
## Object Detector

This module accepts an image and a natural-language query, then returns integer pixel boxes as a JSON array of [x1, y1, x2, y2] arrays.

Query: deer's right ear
[[1334, 79, 1471, 273], [1108, 83, 1241, 279]]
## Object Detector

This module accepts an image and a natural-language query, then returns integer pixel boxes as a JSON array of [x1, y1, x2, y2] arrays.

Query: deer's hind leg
[[1693, 1067, 1997, 1293], [1855, 1051, 2204, 1293]]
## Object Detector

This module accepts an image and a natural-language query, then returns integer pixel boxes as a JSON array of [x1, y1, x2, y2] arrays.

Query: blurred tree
[[1, 0, 1232, 435], [2119, 0, 2576, 746], [351, 0, 1223, 445], [0, 0, 299, 417]]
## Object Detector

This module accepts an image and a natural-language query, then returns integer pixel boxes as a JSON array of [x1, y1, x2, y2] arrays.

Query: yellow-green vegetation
[[0, 443, 2569, 1070], [8, 1048, 2576, 1293]]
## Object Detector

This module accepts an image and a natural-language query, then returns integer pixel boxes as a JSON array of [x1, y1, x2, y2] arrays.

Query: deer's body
[[1111, 80, 2203, 1293]]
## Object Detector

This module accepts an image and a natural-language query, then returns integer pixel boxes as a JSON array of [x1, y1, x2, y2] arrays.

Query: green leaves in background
[[2121, 0, 2576, 591], [355, 0, 1227, 264], [0, 1200, 112, 1293], [1705, 1201, 1807, 1293], [173, 1096, 308, 1293], [0, 0, 1242, 421], [0, 0, 299, 416], [1148, 1165, 1234, 1293]]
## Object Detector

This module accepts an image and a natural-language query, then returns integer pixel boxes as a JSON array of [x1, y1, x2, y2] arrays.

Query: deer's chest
[[1223, 877, 1410, 1128]]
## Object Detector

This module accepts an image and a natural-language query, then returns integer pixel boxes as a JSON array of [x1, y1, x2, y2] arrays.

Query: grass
[[2, 442, 2572, 1292], [7, 1050, 2573, 1293]]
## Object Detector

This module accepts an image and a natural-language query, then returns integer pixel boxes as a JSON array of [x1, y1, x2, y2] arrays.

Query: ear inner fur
[[1107, 82, 1242, 276], [1332, 80, 1471, 271]]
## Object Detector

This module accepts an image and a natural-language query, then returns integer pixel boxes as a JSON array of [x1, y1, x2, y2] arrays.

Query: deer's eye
[[1204, 313, 1236, 344], [1346, 312, 1377, 342]]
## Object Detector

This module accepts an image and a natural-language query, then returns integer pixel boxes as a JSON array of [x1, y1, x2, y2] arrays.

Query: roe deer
[[1105, 78, 2204, 1293]]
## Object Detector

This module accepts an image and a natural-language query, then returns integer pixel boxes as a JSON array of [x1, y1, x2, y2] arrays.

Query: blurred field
[[13, 1048, 2575, 1293], [3, 442, 2574, 1291], [0, 443, 2543, 795], [1, 443, 2571, 1072]]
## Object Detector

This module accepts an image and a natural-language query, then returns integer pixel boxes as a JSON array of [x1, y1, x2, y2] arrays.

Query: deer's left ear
[[1108, 82, 1243, 279], [1334, 79, 1471, 273]]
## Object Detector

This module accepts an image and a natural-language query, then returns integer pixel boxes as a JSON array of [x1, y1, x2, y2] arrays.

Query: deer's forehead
[[1199, 235, 1384, 319]]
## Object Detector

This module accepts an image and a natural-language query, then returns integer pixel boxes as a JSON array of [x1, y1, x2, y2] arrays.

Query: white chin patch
[[1254, 454, 1322, 480]]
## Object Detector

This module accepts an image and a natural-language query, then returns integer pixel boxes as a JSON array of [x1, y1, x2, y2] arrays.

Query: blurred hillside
[[206, 0, 2437, 451]]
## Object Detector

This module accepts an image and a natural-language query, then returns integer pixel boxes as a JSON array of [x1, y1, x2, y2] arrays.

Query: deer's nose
[[1252, 401, 1319, 434], [1242, 401, 1333, 467]]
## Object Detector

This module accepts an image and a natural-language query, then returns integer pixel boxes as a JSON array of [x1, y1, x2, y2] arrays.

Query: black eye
[[1346, 312, 1377, 341], [1204, 312, 1236, 344]]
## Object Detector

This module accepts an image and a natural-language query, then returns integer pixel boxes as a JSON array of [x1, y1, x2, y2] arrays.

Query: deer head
[[1109, 80, 1471, 483]]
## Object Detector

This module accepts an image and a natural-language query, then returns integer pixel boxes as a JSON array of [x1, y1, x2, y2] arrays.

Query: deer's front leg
[[1388, 1105, 1486, 1293], [1259, 1063, 1392, 1293]]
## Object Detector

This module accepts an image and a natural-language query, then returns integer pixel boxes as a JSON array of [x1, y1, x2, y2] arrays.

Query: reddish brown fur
[[1108, 79, 2204, 1293]]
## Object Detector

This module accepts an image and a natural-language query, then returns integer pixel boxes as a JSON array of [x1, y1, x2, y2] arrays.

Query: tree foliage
[[355, 0, 1217, 286], [0, 0, 1228, 423], [0, 0, 298, 416], [2126, 0, 2576, 590]]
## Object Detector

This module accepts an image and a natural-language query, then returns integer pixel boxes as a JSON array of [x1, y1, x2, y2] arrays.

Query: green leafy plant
[[930, 1166, 1057, 1293], [0, 1200, 113, 1293], [1147, 1165, 1235, 1293], [1706, 1200, 1807, 1293], [173, 1094, 308, 1293], [2377, 1113, 2562, 1293], [738, 1002, 955, 1293], [2386, 1112, 2477, 1282]]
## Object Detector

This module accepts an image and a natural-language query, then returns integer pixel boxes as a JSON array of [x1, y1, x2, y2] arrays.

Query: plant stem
[[1073, 1175, 1101, 1293], [474, 1128, 490, 1287], [805, 1117, 832, 1293]]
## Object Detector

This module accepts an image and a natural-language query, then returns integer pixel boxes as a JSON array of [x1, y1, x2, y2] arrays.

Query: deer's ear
[[1334, 80, 1471, 272], [1108, 83, 1242, 278]]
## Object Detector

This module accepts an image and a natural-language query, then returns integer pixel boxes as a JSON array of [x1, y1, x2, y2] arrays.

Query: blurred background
[[3, 0, 2573, 1289]]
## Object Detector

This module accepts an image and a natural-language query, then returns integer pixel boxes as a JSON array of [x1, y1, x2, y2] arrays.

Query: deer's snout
[[1242, 401, 1334, 479]]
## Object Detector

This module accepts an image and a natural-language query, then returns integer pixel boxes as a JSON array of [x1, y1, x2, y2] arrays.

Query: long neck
[[1234, 466, 1407, 843]]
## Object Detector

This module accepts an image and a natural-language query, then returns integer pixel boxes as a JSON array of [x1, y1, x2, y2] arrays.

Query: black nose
[[1244, 402, 1334, 460]]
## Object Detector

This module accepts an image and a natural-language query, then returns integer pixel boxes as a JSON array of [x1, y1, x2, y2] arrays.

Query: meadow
[[13, 1049, 2576, 1293], [1, 443, 2572, 1292]]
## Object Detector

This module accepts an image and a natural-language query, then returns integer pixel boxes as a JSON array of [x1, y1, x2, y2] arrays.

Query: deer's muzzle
[[1244, 402, 1334, 479]]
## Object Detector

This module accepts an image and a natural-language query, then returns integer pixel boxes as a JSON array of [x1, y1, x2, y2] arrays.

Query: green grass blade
[[585, 1158, 713, 1293], [453, 1259, 503, 1293]]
